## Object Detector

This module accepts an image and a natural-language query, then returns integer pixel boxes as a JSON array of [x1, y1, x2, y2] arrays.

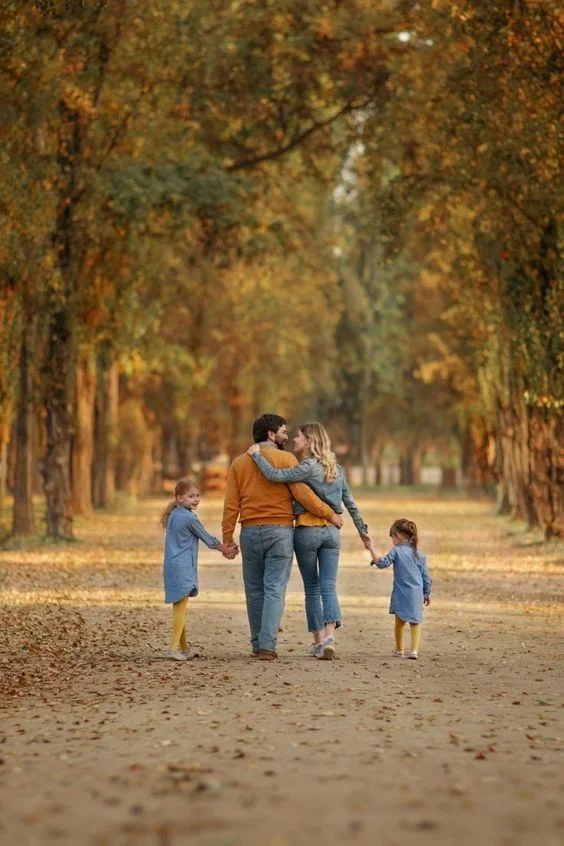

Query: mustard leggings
[[171, 595, 189, 651], [395, 615, 421, 653]]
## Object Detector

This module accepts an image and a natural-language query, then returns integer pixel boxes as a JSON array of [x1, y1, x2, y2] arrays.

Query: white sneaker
[[392, 649, 405, 658], [310, 643, 324, 658], [408, 651, 418, 660], [319, 636, 335, 660], [167, 650, 187, 661]]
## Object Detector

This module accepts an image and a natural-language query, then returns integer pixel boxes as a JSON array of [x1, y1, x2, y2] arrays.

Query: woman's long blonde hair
[[299, 422, 338, 483]]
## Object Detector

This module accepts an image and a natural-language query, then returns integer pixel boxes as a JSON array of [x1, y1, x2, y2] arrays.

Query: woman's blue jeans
[[293, 525, 341, 633]]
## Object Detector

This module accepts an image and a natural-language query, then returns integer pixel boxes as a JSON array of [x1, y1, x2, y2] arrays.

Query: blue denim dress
[[163, 506, 220, 604], [374, 543, 432, 624]]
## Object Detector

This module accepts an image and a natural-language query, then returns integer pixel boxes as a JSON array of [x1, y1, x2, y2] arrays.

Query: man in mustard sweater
[[222, 413, 343, 660]]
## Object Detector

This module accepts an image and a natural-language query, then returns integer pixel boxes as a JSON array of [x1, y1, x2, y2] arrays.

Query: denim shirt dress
[[252, 454, 368, 535], [163, 506, 220, 604], [374, 543, 432, 624]]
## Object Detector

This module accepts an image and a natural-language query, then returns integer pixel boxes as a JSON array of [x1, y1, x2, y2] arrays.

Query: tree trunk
[[372, 443, 383, 487], [71, 345, 96, 515], [177, 432, 193, 477], [514, 392, 536, 527], [497, 404, 518, 516], [93, 353, 118, 508], [359, 351, 373, 486], [441, 467, 457, 489], [12, 315, 37, 536], [0, 438, 7, 515], [412, 447, 424, 486], [399, 449, 415, 485], [137, 427, 156, 497], [227, 387, 244, 461], [528, 410, 563, 539], [42, 99, 84, 539], [115, 397, 147, 498], [42, 308, 75, 539]]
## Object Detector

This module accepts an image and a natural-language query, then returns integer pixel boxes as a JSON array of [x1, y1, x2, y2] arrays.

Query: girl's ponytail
[[390, 518, 419, 558], [160, 499, 177, 530], [407, 520, 419, 558]]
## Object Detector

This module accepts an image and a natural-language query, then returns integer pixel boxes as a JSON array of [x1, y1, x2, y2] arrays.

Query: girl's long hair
[[390, 518, 419, 558], [160, 478, 199, 530], [298, 422, 338, 483]]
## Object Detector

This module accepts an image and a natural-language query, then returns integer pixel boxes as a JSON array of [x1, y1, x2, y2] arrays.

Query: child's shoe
[[408, 651, 418, 660], [392, 649, 405, 658], [167, 649, 187, 661], [319, 636, 335, 660]]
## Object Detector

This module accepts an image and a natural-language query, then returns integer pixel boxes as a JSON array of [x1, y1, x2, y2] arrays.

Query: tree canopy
[[1, 0, 561, 538]]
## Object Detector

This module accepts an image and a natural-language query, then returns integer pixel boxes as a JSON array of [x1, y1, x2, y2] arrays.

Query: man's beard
[[274, 438, 286, 450]]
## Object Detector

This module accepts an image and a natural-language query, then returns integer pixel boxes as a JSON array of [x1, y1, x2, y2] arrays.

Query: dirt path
[[1, 493, 563, 846]]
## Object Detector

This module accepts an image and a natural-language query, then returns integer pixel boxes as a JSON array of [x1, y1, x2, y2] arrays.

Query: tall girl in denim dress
[[161, 479, 237, 661], [247, 422, 369, 661], [365, 519, 432, 660]]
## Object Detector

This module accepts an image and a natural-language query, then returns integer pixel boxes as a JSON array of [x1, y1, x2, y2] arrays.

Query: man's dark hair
[[252, 414, 286, 444]]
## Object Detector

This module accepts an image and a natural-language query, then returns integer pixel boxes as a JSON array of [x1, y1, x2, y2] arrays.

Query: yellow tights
[[171, 596, 189, 651], [394, 615, 421, 653]]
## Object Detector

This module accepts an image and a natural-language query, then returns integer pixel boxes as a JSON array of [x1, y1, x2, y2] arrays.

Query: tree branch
[[226, 96, 378, 173]]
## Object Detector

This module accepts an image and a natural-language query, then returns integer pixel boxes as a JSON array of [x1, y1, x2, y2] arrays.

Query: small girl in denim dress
[[365, 519, 432, 660], [161, 479, 237, 661]]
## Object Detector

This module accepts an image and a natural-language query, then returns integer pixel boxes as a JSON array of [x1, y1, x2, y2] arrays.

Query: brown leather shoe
[[250, 648, 260, 657], [259, 649, 278, 661]]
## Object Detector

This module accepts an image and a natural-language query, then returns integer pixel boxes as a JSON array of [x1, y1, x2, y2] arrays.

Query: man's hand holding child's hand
[[219, 542, 239, 560]]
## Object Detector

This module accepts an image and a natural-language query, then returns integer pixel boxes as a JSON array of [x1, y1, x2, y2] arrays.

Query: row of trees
[[345, 0, 563, 535], [1, 0, 561, 540]]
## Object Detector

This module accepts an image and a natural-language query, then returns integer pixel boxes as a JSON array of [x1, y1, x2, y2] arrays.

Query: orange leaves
[[338, 42, 366, 72], [314, 16, 335, 41]]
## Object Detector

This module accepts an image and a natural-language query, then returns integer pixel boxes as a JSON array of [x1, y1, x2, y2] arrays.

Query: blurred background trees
[[1, 0, 561, 539]]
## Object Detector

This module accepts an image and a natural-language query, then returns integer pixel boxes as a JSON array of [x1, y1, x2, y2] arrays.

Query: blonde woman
[[247, 422, 368, 660]]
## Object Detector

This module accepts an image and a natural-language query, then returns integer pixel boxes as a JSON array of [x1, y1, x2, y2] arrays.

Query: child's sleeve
[[374, 548, 396, 569], [341, 476, 368, 535], [419, 554, 432, 596], [186, 512, 221, 549]]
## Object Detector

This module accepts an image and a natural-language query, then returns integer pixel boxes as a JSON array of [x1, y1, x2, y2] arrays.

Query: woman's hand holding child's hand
[[247, 444, 260, 456], [361, 534, 378, 563]]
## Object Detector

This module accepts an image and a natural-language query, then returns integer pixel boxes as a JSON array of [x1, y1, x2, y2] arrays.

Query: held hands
[[218, 542, 239, 560], [247, 443, 260, 456], [361, 533, 378, 562], [361, 533, 373, 550]]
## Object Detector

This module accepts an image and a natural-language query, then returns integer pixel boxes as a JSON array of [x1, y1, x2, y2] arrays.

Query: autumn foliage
[[0, 1, 561, 538]]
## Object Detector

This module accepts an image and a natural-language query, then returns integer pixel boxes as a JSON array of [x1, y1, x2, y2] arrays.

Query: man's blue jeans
[[293, 525, 341, 632], [240, 525, 294, 652]]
